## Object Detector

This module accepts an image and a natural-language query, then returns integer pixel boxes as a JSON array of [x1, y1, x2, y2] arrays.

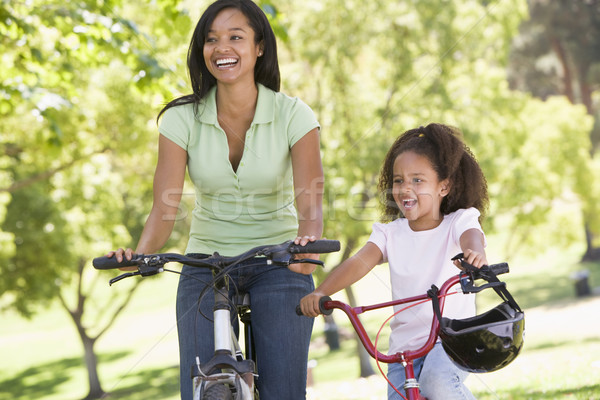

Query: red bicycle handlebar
[[320, 274, 461, 364]]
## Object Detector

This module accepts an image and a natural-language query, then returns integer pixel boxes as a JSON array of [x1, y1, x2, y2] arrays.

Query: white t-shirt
[[368, 208, 485, 354]]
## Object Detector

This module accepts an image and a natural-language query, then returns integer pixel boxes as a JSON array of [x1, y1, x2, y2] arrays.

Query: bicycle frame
[[321, 274, 462, 400], [318, 256, 513, 400]]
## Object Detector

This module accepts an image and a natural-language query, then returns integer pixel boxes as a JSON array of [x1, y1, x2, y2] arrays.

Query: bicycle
[[297, 254, 524, 400], [93, 239, 341, 400]]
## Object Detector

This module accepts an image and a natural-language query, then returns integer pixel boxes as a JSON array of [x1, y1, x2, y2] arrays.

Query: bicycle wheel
[[202, 383, 233, 400]]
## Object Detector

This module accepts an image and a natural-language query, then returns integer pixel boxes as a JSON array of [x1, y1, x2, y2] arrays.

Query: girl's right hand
[[299, 291, 325, 318], [106, 248, 137, 271]]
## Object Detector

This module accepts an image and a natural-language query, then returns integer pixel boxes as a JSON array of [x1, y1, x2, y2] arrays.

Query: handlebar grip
[[93, 255, 140, 270], [319, 296, 333, 315], [488, 262, 509, 276], [289, 240, 341, 254], [295, 296, 334, 316]]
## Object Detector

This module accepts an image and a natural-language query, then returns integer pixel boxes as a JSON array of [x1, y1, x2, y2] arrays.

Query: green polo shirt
[[159, 84, 320, 256]]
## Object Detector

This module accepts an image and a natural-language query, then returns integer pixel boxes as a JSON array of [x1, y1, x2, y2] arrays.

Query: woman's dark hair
[[158, 0, 280, 120], [378, 123, 489, 222]]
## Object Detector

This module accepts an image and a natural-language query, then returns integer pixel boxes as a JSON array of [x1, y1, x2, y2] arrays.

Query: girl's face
[[203, 8, 262, 86], [392, 151, 450, 231]]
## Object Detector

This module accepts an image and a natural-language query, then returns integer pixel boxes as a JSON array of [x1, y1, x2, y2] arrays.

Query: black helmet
[[439, 301, 524, 372], [429, 259, 525, 373]]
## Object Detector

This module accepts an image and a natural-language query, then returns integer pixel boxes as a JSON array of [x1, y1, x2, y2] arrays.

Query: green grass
[[1, 244, 599, 400]]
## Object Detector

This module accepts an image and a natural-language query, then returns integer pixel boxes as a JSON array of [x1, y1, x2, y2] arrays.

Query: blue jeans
[[175, 257, 315, 400], [387, 343, 475, 400]]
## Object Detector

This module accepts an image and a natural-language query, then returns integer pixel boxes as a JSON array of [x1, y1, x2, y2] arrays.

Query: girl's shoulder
[[372, 218, 409, 235], [444, 207, 480, 223]]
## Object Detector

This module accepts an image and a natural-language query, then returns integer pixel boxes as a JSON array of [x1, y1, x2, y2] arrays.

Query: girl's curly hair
[[378, 123, 488, 222]]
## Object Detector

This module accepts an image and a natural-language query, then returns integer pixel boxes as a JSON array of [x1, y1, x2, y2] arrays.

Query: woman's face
[[203, 8, 262, 86], [391, 150, 450, 231]]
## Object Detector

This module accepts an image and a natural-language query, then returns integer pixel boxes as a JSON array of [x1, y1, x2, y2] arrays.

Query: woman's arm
[[111, 134, 187, 263], [457, 228, 487, 268], [289, 127, 324, 274], [300, 242, 383, 317]]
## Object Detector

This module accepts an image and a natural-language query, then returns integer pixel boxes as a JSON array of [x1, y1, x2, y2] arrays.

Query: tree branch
[[0, 146, 110, 193], [93, 279, 143, 341]]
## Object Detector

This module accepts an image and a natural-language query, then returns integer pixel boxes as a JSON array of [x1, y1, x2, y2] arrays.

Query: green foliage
[[277, 0, 595, 262], [0, 0, 191, 317]]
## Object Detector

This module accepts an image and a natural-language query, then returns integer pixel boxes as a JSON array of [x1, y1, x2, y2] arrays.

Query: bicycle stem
[[213, 275, 233, 354]]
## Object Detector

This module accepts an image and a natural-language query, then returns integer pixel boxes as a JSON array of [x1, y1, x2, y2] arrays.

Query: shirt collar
[[197, 84, 275, 126]]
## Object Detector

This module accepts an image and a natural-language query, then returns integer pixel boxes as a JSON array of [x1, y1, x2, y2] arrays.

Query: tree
[[0, 0, 192, 398], [507, 0, 600, 260]]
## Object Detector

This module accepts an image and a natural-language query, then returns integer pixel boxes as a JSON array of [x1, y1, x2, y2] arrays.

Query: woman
[[110, 1, 323, 398]]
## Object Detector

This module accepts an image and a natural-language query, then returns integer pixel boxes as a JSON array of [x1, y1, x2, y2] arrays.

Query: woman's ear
[[258, 40, 265, 56]]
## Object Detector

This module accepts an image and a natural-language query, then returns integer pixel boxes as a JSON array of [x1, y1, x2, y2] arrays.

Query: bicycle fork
[[192, 276, 256, 399]]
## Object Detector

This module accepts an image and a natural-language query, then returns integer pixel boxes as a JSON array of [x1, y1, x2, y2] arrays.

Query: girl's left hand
[[454, 248, 487, 269], [289, 235, 320, 274]]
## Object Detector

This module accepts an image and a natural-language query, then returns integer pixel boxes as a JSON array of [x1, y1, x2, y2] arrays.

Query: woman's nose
[[215, 43, 231, 53]]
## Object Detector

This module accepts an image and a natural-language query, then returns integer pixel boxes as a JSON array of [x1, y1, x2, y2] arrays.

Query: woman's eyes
[[205, 35, 243, 43]]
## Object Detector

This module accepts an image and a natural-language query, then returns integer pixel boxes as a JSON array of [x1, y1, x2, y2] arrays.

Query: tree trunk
[[582, 223, 600, 262], [578, 64, 600, 261], [80, 335, 106, 400], [323, 313, 340, 351]]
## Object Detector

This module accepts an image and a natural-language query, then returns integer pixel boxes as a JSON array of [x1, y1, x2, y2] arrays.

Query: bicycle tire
[[202, 383, 234, 400]]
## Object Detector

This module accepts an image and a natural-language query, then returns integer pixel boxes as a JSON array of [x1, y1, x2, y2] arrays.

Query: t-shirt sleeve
[[287, 98, 320, 148], [452, 208, 487, 246], [368, 222, 389, 264], [158, 106, 191, 151]]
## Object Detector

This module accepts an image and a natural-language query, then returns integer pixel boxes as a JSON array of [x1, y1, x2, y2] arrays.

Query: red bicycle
[[299, 254, 524, 400]]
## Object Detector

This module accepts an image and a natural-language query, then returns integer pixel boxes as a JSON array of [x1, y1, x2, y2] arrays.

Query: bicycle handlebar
[[296, 258, 512, 365], [296, 261, 509, 317], [93, 239, 341, 271], [472, 262, 508, 277]]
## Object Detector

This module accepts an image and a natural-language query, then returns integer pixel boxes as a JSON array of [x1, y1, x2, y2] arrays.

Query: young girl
[[300, 123, 489, 400]]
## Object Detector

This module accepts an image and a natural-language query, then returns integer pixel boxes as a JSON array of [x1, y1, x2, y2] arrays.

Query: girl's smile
[[392, 151, 450, 231]]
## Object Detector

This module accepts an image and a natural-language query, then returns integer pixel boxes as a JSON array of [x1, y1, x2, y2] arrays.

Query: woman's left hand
[[289, 235, 320, 274]]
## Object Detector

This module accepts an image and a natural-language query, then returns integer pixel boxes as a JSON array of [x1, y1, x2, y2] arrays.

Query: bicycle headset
[[428, 259, 525, 373]]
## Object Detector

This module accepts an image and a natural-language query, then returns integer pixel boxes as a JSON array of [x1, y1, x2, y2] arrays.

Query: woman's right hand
[[299, 291, 325, 318], [106, 248, 137, 271]]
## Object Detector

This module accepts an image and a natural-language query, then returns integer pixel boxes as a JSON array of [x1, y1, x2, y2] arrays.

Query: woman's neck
[[215, 81, 259, 120]]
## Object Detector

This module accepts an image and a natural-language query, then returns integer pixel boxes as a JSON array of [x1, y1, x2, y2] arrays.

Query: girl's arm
[[457, 228, 487, 268], [300, 242, 383, 317], [110, 134, 187, 264], [290, 128, 324, 274]]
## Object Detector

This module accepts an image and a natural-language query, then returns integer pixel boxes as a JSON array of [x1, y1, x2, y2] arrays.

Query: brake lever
[[291, 258, 325, 267], [109, 271, 141, 286], [267, 253, 325, 267]]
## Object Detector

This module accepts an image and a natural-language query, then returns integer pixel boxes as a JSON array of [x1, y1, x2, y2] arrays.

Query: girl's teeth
[[403, 199, 417, 208]]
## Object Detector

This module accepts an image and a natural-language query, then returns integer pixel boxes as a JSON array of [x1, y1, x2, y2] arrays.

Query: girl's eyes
[[393, 178, 423, 184]]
